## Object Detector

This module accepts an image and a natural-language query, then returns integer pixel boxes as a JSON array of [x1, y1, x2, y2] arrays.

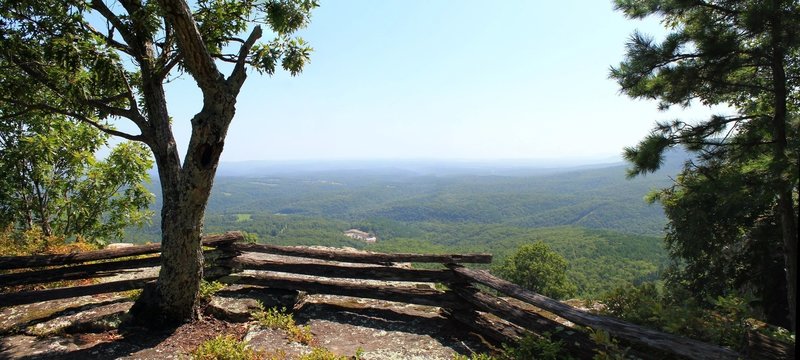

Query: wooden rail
[[232, 242, 492, 264], [228, 255, 457, 283], [0, 232, 241, 270], [0, 232, 757, 359], [224, 272, 467, 310], [447, 265, 741, 360]]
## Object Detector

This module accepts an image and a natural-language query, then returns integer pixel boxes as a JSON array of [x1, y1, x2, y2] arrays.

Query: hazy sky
[[141, 0, 718, 162]]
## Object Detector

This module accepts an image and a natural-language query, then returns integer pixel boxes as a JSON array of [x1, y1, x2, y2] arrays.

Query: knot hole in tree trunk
[[197, 143, 219, 169]]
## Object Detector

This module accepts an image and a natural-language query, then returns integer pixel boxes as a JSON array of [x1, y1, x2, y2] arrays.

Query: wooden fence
[[0, 231, 761, 359]]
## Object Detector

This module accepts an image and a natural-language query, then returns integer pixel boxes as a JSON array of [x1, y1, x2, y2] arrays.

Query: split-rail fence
[[1, 231, 787, 359]]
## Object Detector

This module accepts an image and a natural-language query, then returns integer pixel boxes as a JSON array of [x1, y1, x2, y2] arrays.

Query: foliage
[[119, 163, 676, 298], [453, 353, 497, 360], [494, 242, 577, 300], [0, 0, 319, 322], [198, 163, 678, 237], [588, 329, 628, 360], [652, 157, 790, 325], [598, 282, 763, 349], [0, 226, 101, 293], [0, 226, 96, 257], [500, 333, 572, 360], [0, 114, 153, 247], [253, 303, 313, 344], [120, 289, 144, 302], [288, 323, 314, 345], [298, 347, 348, 360], [746, 319, 795, 345], [198, 280, 225, 301], [190, 335, 259, 360], [612, 0, 799, 329], [253, 304, 295, 329]]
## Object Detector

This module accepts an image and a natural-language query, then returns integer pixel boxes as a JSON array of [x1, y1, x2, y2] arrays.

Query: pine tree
[[612, 0, 798, 329]]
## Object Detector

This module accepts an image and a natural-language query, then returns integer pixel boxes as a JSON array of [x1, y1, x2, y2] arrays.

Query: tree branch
[[227, 26, 263, 93], [156, 21, 176, 78], [157, 0, 223, 92], [116, 67, 149, 131], [9, 53, 151, 140], [160, 54, 184, 79], [89, 0, 141, 60], [1, 98, 146, 143], [82, 23, 135, 57]]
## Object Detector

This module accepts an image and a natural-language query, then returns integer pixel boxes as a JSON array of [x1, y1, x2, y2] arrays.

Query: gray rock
[[205, 285, 300, 322]]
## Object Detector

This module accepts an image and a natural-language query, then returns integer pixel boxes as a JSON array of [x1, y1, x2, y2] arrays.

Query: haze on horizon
[[141, 0, 725, 163]]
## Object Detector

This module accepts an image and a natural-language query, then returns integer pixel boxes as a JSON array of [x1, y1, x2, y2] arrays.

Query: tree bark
[[769, 3, 797, 331], [127, 0, 257, 326]]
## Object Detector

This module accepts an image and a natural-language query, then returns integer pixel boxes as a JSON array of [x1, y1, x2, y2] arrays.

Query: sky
[[132, 0, 720, 163]]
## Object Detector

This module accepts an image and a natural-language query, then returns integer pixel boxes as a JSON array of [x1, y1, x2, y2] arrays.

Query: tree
[[0, 0, 317, 325], [652, 159, 789, 326], [612, 0, 799, 329], [494, 242, 577, 300], [0, 112, 153, 246]]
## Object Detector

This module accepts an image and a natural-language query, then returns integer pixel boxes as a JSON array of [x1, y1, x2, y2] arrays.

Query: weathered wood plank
[[232, 242, 491, 264], [229, 256, 457, 283], [0, 277, 156, 307], [441, 307, 527, 345], [0, 232, 243, 270], [0, 249, 233, 287], [0, 256, 160, 287], [452, 285, 598, 359], [223, 272, 467, 309], [449, 265, 741, 360], [743, 328, 795, 360]]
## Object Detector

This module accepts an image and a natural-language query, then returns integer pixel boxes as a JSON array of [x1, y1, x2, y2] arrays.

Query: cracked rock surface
[[1, 287, 492, 359]]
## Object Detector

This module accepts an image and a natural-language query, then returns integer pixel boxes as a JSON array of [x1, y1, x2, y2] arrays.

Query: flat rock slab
[[205, 285, 300, 322], [0, 293, 129, 334], [244, 294, 491, 360], [27, 301, 132, 336], [0, 291, 493, 359]]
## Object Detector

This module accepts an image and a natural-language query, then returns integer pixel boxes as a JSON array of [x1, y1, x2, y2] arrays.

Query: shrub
[[191, 334, 258, 360], [253, 303, 315, 344], [288, 323, 314, 344], [0, 226, 97, 256], [198, 280, 225, 301], [501, 333, 572, 360], [598, 282, 765, 349], [299, 347, 349, 360], [253, 304, 295, 330]]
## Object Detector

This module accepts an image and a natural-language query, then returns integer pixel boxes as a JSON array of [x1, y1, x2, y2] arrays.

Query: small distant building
[[344, 229, 377, 243]]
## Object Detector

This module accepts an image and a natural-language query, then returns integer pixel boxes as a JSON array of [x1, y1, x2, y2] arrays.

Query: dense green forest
[[126, 159, 681, 298]]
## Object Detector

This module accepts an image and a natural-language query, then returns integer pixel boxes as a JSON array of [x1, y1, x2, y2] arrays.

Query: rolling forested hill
[[127, 156, 684, 297]]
